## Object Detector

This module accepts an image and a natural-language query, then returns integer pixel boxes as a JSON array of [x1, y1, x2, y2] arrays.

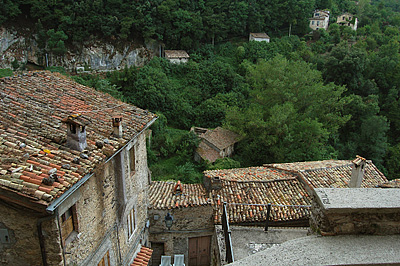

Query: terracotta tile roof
[[149, 181, 210, 209], [164, 50, 189, 59], [206, 158, 387, 225], [266, 159, 388, 189], [200, 127, 240, 151], [249, 33, 270, 38], [131, 246, 153, 266], [204, 166, 297, 182], [196, 141, 220, 163], [211, 179, 311, 224], [265, 160, 350, 172], [0, 71, 156, 206], [379, 179, 400, 188]]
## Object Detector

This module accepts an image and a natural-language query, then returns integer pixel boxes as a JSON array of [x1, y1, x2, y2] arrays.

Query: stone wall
[[63, 132, 150, 265], [0, 27, 158, 71], [310, 188, 400, 235], [149, 205, 218, 266], [0, 203, 62, 266]]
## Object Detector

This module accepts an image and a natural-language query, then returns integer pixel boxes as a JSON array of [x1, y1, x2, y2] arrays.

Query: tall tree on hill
[[225, 56, 350, 165]]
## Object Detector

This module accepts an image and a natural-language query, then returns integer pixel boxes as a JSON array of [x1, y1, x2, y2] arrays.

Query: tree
[[46, 29, 68, 55], [225, 56, 349, 165]]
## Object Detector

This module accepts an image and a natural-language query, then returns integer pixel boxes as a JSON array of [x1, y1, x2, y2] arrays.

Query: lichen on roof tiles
[[0, 71, 156, 205], [211, 179, 311, 224], [148, 181, 210, 209], [200, 127, 240, 150], [204, 166, 297, 182]]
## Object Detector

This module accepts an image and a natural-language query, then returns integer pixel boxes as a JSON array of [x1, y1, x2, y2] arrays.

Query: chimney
[[349, 155, 366, 188], [62, 114, 90, 152], [173, 181, 183, 196], [112, 116, 123, 138]]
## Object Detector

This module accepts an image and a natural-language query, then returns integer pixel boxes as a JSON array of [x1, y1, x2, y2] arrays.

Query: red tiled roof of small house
[[200, 127, 240, 151], [249, 33, 270, 39], [379, 179, 400, 188], [265, 159, 388, 189], [206, 158, 388, 225], [265, 160, 350, 172], [204, 166, 297, 182], [164, 50, 189, 59], [196, 141, 221, 163], [0, 71, 156, 206], [148, 181, 211, 209]]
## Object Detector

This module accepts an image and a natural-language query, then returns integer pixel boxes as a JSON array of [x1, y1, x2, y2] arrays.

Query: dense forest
[[2, 0, 400, 183]]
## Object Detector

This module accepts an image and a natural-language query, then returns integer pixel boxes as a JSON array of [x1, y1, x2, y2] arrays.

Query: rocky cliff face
[[0, 27, 159, 71]]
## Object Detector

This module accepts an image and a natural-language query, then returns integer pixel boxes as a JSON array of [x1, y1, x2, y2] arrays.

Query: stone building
[[249, 33, 270, 42], [148, 181, 218, 266], [309, 10, 330, 31], [164, 50, 190, 64], [337, 13, 358, 30], [0, 71, 157, 266], [204, 158, 388, 227], [192, 127, 240, 164]]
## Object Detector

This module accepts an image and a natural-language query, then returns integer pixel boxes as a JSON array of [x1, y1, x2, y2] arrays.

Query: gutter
[[46, 116, 158, 213]]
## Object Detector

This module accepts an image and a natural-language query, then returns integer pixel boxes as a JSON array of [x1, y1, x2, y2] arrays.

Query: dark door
[[151, 242, 165, 266], [188, 236, 211, 266]]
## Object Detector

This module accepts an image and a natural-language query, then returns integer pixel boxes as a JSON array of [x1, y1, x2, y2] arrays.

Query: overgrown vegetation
[[2, 0, 400, 182]]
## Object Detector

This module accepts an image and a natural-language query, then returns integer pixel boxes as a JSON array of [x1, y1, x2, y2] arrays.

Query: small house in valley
[[192, 127, 240, 164], [249, 32, 270, 42], [309, 10, 330, 31], [0, 71, 157, 266], [164, 50, 190, 64]]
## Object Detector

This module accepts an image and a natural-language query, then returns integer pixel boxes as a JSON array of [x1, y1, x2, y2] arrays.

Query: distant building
[[337, 12, 358, 30], [309, 10, 330, 31], [249, 32, 270, 42], [192, 127, 240, 163], [164, 50, 190, 64]]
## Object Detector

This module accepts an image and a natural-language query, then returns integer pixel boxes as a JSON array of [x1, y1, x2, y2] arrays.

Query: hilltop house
[[192, 127, 240, 164], [337, 13, 358, 30], [249, 33, 270, 42], [0, 71, 157, 266], [164, 50, 190, 64], [309, 10, 330, 31]]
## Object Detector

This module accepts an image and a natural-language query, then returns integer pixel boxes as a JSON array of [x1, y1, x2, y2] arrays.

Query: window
[[127, 207, 136, 239], [129, 146, 135, 175], [349, 16, 352, 20], [98, 251, 110, 266], [312, 21, 315, 25], [317, 21, 320, 26], [60, 205, 78, 243]]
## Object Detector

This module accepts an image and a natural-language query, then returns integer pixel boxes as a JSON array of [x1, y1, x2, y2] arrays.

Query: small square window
[[127, 207, 136, 239], [60, 205, 78, 243], [129, 146, 136, 175]]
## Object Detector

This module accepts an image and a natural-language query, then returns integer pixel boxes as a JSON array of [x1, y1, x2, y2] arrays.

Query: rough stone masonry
[[310, 188, 400, 235]]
